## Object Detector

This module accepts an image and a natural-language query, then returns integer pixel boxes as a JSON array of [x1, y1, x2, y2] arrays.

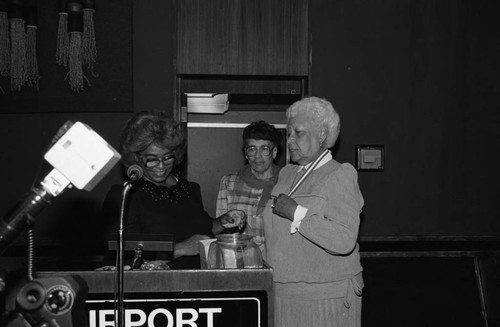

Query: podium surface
[[39, 267, 274, 327]]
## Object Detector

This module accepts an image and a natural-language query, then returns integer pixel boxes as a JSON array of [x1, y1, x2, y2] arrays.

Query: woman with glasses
[[264, 97, 364, 327], [216, 120, 283, 256], [102, 111, 246, 269]]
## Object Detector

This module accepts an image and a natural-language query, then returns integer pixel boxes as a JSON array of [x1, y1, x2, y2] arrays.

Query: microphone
[[127, 164, 143, 182]]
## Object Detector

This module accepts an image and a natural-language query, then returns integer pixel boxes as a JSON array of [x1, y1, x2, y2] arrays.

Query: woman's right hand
[[173, 234, 211, 258], [212, 209, 247, 234], [220, 209, 247, 230]]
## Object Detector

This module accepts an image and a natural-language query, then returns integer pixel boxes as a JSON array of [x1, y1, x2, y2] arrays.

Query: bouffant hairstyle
[[242, 120, 283, 153], [119, 111, 186, 168], [286, 97, 340, 148]]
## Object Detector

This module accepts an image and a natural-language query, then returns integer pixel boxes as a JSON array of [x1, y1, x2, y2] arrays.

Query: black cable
[[26, 228, 35, 281]]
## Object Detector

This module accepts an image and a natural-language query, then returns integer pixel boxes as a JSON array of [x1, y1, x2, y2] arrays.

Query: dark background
[[1, 1, 499, 326], [310, 0, 500, 238], [1, 0, 497, 244]]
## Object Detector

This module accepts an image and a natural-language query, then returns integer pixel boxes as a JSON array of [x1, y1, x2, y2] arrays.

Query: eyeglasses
[[245, 145, 274, 157], [141, 154, 175, 168]]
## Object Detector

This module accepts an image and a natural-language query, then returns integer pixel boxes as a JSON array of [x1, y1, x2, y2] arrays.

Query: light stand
[[0, 186, 52, 255], [0, 121, 121, 327]]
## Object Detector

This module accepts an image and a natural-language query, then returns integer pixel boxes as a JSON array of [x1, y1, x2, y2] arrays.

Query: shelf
[[178, 75, 307, 116], [179, 74, 307, 95]]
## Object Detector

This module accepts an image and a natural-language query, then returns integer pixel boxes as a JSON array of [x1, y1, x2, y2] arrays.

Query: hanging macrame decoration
[[65, 0, 88, 92], [55, 0, 68, 67], [25, 0, 39, 88], [9, 0, 27, 91], [0, 0, 9, 78], [82, 0, 96, 75]]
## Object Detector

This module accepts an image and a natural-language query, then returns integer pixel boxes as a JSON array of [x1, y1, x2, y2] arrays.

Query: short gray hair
[[286, 96, 340, 148]]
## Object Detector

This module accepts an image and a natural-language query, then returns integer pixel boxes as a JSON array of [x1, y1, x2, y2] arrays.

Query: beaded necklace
[[140, 175, 192, 203]]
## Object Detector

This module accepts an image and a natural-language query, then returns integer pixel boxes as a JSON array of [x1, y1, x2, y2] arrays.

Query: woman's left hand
[[272, 193, 298, 221]]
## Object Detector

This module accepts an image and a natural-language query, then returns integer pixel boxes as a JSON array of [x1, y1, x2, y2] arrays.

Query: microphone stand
[[116, 181, 133, 327]]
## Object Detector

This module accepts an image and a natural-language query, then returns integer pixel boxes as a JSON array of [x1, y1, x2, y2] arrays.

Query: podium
[[38, 267, 274, 327]]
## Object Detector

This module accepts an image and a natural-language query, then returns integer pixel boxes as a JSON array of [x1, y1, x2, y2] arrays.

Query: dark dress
[[102, 175, 213, 269]]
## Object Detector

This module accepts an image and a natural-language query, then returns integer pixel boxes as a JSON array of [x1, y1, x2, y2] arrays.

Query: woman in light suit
[[264, 97, 364, 327]]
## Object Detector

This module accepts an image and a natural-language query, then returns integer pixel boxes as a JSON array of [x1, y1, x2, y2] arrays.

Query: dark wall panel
[[361, 257, 484, 326], [311, 0, 500, 236]]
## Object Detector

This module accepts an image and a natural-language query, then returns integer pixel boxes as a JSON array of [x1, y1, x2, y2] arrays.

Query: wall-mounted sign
[[356, 145, 384, 171]]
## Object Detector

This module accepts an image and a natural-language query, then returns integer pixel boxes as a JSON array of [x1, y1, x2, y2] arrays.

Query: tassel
[[82, 0, 96, 75], [9, 0, 27, 91], [10, 18, 26, 91], [26, 0, 39, 88], [56, 0, 68, 67], [26, 25, 38, 87], [64, 1, 89, 92], [0, 0, 9, 77], [66, 31, 85, 91]]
